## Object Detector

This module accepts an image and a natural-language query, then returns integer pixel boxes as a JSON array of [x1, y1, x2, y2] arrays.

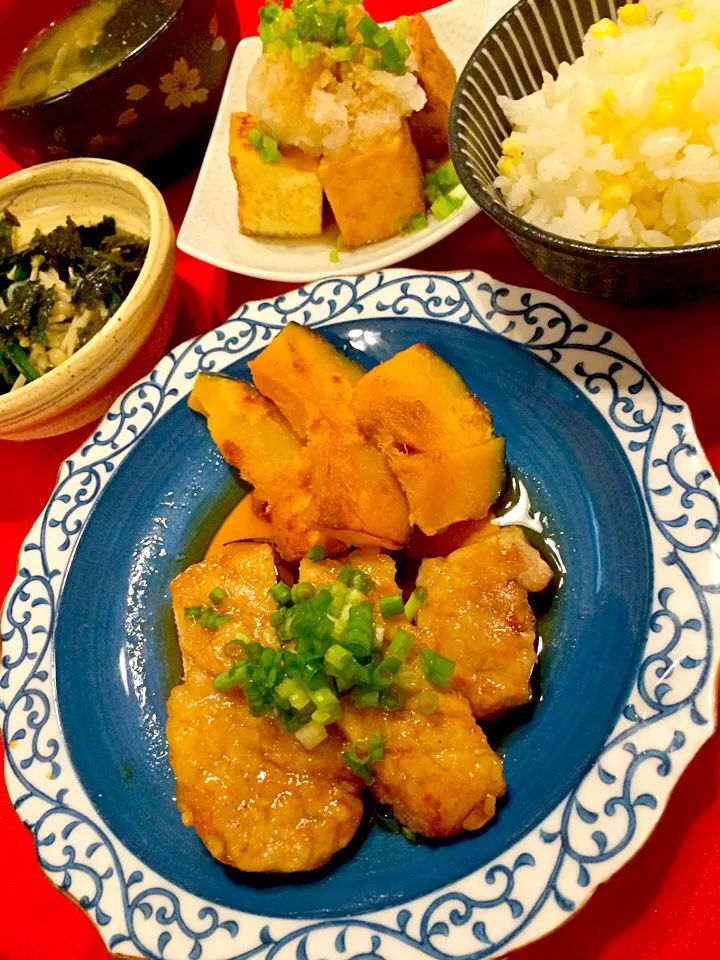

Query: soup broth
[[0, 0, 183, 109]]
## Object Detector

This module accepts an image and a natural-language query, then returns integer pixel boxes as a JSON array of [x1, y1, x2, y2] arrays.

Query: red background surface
[[1, 1, 719, 957]]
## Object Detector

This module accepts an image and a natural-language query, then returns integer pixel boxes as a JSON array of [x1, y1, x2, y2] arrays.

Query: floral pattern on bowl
[[0, 0, 240, 172]]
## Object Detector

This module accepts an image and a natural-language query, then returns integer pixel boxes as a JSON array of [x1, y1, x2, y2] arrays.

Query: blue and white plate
[[2, 270, 719, 960]]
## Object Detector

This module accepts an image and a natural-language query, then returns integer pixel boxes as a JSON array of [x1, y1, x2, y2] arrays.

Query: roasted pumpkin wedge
[[353, 344, 506, 535]]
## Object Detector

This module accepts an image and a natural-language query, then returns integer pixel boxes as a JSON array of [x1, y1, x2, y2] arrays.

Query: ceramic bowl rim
[[448, 0, 720, 261], [0, 0, 184, 116], [0, 157, 174, 419]]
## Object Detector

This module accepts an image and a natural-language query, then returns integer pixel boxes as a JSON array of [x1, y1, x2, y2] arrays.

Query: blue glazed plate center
[[55, 319, 652, 919]]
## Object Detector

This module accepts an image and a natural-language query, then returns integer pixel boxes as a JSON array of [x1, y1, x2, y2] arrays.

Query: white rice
[[494, 0, 720, 247]]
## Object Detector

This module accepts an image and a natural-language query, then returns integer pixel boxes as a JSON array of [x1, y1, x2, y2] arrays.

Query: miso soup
[[0, 0, 183, 110]]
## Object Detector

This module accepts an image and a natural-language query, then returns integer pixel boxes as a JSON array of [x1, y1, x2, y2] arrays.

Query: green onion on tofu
[[404, 586, 427, 622], [342, 731, 385, 782], [417, 647, 455, 688], [212, 559, 455, 749]]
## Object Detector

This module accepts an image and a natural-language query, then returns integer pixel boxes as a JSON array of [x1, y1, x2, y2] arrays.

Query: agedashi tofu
[[228, 112, 323, 238], [318, 121, 425, 247], [408, 14, 457, 158], [353, 344, 506, 535], [248, 321, 364, 436]]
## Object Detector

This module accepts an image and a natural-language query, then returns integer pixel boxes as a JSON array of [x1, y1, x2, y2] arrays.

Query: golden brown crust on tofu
[[408, 14, 457, 158], [318, 121, 425, 247], [229, 111, 323, 238]]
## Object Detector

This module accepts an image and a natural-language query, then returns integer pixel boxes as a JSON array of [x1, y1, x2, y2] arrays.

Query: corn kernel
[[497, 156, 516, 178], [618, 3, 647, 27], [635, 197, 662, 229], [600, 210, 612, 229], [501, 137, 523, 159], [600, 180, 633, 211], [675, 7, 693, 21], [675, 66, 704, 92], [602, 88, 618, 109], [589, 19, 622, 39]]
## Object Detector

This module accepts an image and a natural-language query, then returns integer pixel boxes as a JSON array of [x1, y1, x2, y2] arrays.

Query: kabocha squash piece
[[353, 343, 493, 450], [390, 439, 506, 535], [229, 112, 323, 238], [189, 372, 343, 562], [190, 373, 302, 497], [318, 122, 425, 247], [248, 321, 364, 436], [353, 344, 506, 535], [407, 14, 457, 158], [249, 324, 411, 549], [304, 427, 411, 550]]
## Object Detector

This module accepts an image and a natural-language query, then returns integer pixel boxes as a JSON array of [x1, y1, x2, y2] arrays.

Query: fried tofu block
[[417, 527, 554, 720], [353, 344, 505, 535], [167, 543, 364, 872], [340, 692, 506, 837], [301, 549, 506, 837], [229, 112, 323, 238], [407, 14, 457, 158], [318, 122, 425, 247], [189, 372, 345, 562]]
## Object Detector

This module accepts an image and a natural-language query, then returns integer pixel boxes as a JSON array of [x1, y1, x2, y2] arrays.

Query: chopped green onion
[[223, 634, 251, 659], [379, 593, 404, 618], [269, 582, 292, 606], [291, 581, 316, 603], [306, 545, 327, 561], [295, 719, 328, 749], [329, 249, 340, 264], [351, 687, 380, 709], [277, 676, 311, 710], [209, 587, 225, 605], [213, 661, 249, 691], [431, 193, 463, 220], [388, 629, 414, 660], [372, 656, 402, 689], [415, 689, 440, 715], [404, 586, 428, 622], [270, 608, 286, 628], [343, 732, 385, 782], [357, 13, 380, 46], [184, 606, 203, 621], [199, 609, 232, 631], [325, 643, 354, 675], [417, 647, 455, 688], [396, 667, 423, 693], [380, 687, 405, 712]]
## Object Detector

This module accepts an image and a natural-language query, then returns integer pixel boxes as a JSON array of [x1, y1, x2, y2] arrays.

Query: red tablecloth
[[1, 2, 719, 958]]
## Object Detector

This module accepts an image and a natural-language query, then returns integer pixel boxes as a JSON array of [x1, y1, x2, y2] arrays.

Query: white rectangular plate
[[177, 0, 513, 281]]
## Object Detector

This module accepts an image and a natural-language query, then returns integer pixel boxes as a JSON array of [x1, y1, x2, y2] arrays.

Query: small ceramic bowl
[[449, 0, 720, 302], [0, 158, 176, 441], [0, 0, 240, 173]]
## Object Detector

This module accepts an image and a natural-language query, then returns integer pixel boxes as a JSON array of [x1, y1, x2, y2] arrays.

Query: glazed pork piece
[[417, 527, 554, 720], [166, 543, 364, 873], [299, 549, 506, 837]]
